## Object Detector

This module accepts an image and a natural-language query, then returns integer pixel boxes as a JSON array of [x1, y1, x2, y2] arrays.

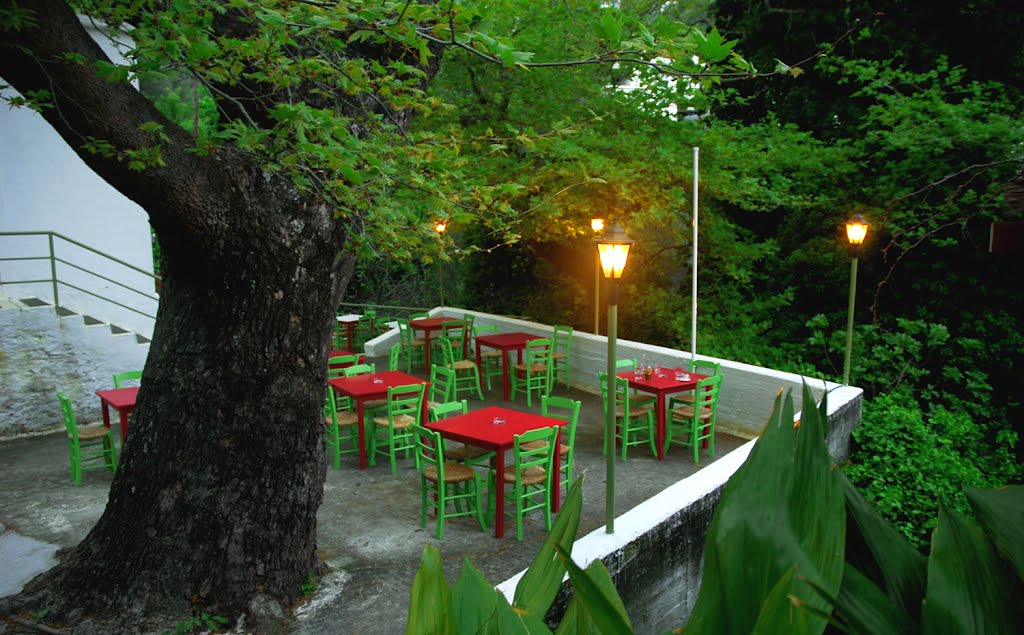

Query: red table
[[328, 370, 429, 470], [409, 317, 464, 370], [425, 406, 565, 538], [96, 386, 139, 443], [474, 332, 545, 400], [335, 314, 361, 351], [617, 368, 707, 460]]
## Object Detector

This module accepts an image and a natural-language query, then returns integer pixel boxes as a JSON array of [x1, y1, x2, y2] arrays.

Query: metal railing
[[0, 230, 159, 321]]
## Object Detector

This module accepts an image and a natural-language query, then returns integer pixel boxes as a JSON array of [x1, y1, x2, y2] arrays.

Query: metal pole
[[843, 255, 859, 385], [48, 232, 59, 310], [605, 281, 618, 534], [593, 255, 600, 335], [691, 147, 699, 365], [438, 260, 445, 306]]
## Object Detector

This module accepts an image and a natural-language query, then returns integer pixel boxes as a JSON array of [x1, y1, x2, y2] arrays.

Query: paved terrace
[[0, 352, 749, 634]]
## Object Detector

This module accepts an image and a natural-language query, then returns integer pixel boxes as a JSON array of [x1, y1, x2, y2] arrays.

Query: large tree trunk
[[2, 1, 352, 629]]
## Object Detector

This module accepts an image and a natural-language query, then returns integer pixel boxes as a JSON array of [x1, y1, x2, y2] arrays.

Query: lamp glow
[[846, 214, 868, 245], [591, 218, 605, 233], [596, 222, 633, 279], [435, 220, 447, 234]]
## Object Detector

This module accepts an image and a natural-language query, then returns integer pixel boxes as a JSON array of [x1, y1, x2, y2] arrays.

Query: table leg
[[655, 395, 666, 460], [501, 352, 512, 401], [100, 401, 112, 432], [118, 408, 130, 443], [422, 330, 433, 371], [494, 447, 506, 538], [356, 399, 368, 470], [346, 323, 355, 352]]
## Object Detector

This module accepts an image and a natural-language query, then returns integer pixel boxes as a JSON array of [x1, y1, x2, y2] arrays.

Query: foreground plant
[[406, 385, 1023, 633]]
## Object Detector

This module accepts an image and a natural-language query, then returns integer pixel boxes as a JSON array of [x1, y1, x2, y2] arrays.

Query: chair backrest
[[524, 338, 552, 365], [689, 358, 721, 377], [615, 358, 636, 371], [327, 354, 360, 379], [56, 392, 79, 441], [437, 336, 459, 368], [408, 311, 429, 319], [428, 399, 468, 422], [598, 372, 631, 416], [692, 374, 723, 421], [552, 325, 573, 353], [513, 426, 558, 477], [388, 343, 401, 371], [343, 363, 376, 377], [541, 395, 581, 448], [429, 364, 455, 403], [385, 384, 425, 425], [413, 424, 443, 474], [324, 386, 339, 426], [112, 370, 143, 388], [474, 324, 499, 337], [397, 318, 416, 346]]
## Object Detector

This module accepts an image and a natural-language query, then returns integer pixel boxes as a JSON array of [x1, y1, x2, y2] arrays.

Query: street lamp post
[[843, 213, 868, 385], [597, 221, 633, 534], [591, 218, 605, 335], [435, 220, 447, 306]]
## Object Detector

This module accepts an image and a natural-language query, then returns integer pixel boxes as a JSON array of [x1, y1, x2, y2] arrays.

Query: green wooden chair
[[551, 325, 573, 388], [430, 399, 494, 467], [57, 392, 117, 486], [438, 336, 484, 401], [615, 358, 656, 408], [599, 372, 657, 461], [541, 395, 581, 499], [327, 354, 360, 380], [354, 309, 377, 349], [342, 362, 376, 377], [112, 370, 142, 388], [473, 324, 504, 391], [426, 364, 455, 411], [489, 426, 559, 541], [396, 318, 426, 372], [413, 425, 486, 540], [324, 387, 360, 469], [387, 342, 401, 371], [369, 383, 425, 474], [666, 374, 723, 463], [511, 338, 552, 407]]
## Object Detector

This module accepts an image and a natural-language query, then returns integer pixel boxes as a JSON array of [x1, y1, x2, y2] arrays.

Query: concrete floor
[[0, 359, 747, 634]]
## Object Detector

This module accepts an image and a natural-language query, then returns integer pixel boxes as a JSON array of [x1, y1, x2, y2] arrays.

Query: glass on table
[[492, 416, 506, 425]]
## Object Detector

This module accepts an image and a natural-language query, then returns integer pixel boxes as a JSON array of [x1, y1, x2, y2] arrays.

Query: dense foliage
[[351, 0, 1024, 546]]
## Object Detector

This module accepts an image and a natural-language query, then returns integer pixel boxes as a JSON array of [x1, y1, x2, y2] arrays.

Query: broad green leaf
[[685, 385, 845, 634], [923, 506, 1019, 633], [406, 545, 453, 635], [513, 476, 583, 619], [694, 27, 737, 64], [829, 564, 915, 635], [597, 12, 622, 48], [964, 485, 1024, 580], [840, 472, 926, 620], [749, 564, 817, 632], [452, 558, 500, 634], [555, 545, 633, 634]]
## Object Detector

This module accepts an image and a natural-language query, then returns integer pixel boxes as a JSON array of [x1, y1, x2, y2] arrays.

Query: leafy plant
[[161, 610, 229, 634]]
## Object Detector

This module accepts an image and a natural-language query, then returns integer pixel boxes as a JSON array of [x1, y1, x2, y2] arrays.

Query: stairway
[[0, 293, 150, 439]]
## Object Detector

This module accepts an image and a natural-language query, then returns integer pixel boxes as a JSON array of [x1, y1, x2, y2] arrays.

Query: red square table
[[425, 406, 565, 539], [474, 332, 546, 400], [616, 368, 707, 460], [409, 317, 464, 370], [96, 386, 139, 443], [328, 370, 429, 470]]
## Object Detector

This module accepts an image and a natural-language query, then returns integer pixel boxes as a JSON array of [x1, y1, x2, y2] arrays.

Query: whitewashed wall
[[0, 17, 156, 338]]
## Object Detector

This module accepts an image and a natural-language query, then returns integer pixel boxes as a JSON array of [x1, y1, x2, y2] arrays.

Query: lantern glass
[[846, 214, 868, 245], [435, 221, 447, 234], [591, 218, 605, 233], [597, 242, 631, 278]]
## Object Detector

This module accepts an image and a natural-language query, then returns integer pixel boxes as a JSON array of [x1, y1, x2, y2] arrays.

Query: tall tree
[[1, 0, 756, 629]]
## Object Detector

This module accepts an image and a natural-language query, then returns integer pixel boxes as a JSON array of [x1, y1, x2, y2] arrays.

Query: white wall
[[0, 17, 156, 338]]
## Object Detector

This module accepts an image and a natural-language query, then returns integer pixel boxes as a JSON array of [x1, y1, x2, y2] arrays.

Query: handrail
[[0, 230, 159, 323]]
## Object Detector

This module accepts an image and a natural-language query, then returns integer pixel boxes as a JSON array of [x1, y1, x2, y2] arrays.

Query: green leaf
[[597, 12, 622, 48], [452, 558, 500, 633], [406, 545, 453, 635], [829, 564, 916, 635], [694, 27, 737, 64], [513, 476, 584, 620], [685, 385, 845, 634], [923, 505, 1019, 633], [552, 544, 630, 630], [964, 485, 1024, 580]]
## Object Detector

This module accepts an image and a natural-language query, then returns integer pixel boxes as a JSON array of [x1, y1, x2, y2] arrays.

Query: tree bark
[[2, 0, 350, 629]]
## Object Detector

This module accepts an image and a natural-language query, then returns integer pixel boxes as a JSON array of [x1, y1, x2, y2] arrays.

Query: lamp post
[[591, 218, 605, 335], [842, 213, 868, 385], [435, 220, 447, 306], [597, 221, 633, 534]]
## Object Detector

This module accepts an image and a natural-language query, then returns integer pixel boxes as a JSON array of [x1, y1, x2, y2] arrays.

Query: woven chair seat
[[616, 404, 652, 418], [424, 461, 477, 483], [501, 465, 546, 485], [480, 350, 502, 358], [513, 362, 548, 373], [364, 398, 386, 409], [452, 359, 477, 371], [519, 440, 569, 456], [671, 404, 713, 421], [373, 414, 416, 428], [71, 425, 111, 441], [445, 444, 491, 461], [673, 393, 697, 404], [325, 411, 359, 427], [550, 351, 567, 360], [629, 394, 656, 404]]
